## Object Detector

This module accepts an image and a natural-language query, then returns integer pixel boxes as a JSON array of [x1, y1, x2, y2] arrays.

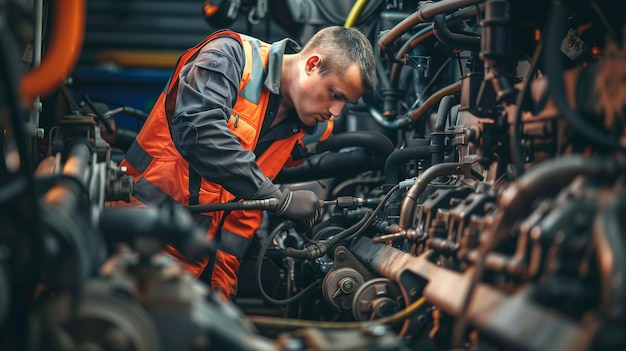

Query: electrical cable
[[83, 94, 114, 134], [315, 0, 383, 27], [511, 40, 543, 178], [285, 209, 373, 260], [103, 106, 149, 121], [255, 220, 323, 306], [284, 184, 400, 260], [344, 0, 367, 28], [409, 57, 454, 110]]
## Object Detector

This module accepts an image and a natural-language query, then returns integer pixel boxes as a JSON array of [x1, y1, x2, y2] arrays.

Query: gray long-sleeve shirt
[[169, 35, 304, 201]]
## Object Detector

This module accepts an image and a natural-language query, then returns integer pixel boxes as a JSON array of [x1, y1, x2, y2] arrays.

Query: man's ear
[[304, 54, 322, 75]]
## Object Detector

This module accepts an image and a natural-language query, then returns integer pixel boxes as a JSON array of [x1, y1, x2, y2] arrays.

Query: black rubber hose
[[384, 145, 431, 184], [284, 208, 372, 259], [255, 220, 323, 305], [276, 149, 372, 183], [275, 131, 394, 183], [314, 131, 394, 157], [432, 14, 480, 52], [378, 0, 483, 51], [435, 94, 455, 132], [99, 205, 214, 262], [112, 128, 137, 151], [121, 106, 148, 121], [83, 94, 114, 134]]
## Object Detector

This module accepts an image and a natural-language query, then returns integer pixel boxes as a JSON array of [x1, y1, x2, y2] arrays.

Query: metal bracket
[[405, 55, 431, 77]]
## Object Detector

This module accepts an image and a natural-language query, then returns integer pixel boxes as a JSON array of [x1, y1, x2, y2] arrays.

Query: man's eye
[[330, 91, 337, 99]]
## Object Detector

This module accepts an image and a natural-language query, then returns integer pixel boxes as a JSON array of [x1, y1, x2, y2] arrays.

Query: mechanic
[[116, 25, 377, 301]]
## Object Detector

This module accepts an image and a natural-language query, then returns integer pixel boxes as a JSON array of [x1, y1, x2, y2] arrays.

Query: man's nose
[[328, 101, 345, 117]]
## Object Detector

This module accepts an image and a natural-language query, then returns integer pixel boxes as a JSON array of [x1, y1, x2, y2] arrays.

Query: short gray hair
[[300, 26, 377, 91]]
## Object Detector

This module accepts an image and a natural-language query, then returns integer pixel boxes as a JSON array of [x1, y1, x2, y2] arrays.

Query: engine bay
[[1, 0, 625, 350]]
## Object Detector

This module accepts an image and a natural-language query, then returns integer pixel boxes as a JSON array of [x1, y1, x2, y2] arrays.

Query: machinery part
[[63, 281, 163, 351], [0, 263, 8, 330], [203, 0, 241, 28], [322, 267, 365, 312], [99, 205, 214, 261], [544, 1, 626, 152], [275, 325, 410, 351], [350, 237, 596, 351], [20, 0, 85, 101], [352, 278, 404, 322], [276, 131, 394, 184]]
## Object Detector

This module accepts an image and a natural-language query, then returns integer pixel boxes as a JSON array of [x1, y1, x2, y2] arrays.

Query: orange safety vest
[[119, 30, 330, 300]]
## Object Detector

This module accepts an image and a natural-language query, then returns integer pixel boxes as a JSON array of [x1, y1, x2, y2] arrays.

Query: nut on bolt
[[336, 249, 347, 261]]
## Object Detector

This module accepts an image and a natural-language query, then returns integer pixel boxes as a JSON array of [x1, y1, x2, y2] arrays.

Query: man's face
[[293, 57, 366, 127]]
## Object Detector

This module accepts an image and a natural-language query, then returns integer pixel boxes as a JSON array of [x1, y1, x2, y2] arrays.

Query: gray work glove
[[273, 188, 322, 233]]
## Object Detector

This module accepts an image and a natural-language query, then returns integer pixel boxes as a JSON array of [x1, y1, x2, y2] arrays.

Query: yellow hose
[[245, 296, 427, 330], [344, 0, 368, 28]]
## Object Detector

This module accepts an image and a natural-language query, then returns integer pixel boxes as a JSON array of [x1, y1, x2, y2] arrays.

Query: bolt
[[336, 250, 347, 261], [340, 278, 355, 294]]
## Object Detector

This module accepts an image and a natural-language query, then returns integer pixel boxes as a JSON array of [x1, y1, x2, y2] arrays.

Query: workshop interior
[[2, 0, 626, 350]]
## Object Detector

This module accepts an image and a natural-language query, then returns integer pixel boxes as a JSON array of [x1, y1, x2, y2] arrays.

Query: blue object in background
[[68, 67, 171, 132]]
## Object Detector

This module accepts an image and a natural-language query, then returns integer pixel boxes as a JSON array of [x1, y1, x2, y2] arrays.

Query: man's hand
[[273, 188, 322, 233]]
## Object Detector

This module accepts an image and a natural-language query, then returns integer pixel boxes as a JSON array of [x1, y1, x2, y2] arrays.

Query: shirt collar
[[265, 38, 300, 95], [284, 108, 316, 134]]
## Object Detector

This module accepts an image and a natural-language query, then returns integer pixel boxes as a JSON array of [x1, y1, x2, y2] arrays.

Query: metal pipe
[[432, 14, 480, 51], [409, 81, 462, 121], [43, 142, 92, 212], [387, 4, 484, 89], [399, 162, 470, 229], [384, 145, 431, 184], [378, 0, 483, 51], [20, 0, 85, 101], [368, 106, 411, 129], [29, 0, 44, 130]]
